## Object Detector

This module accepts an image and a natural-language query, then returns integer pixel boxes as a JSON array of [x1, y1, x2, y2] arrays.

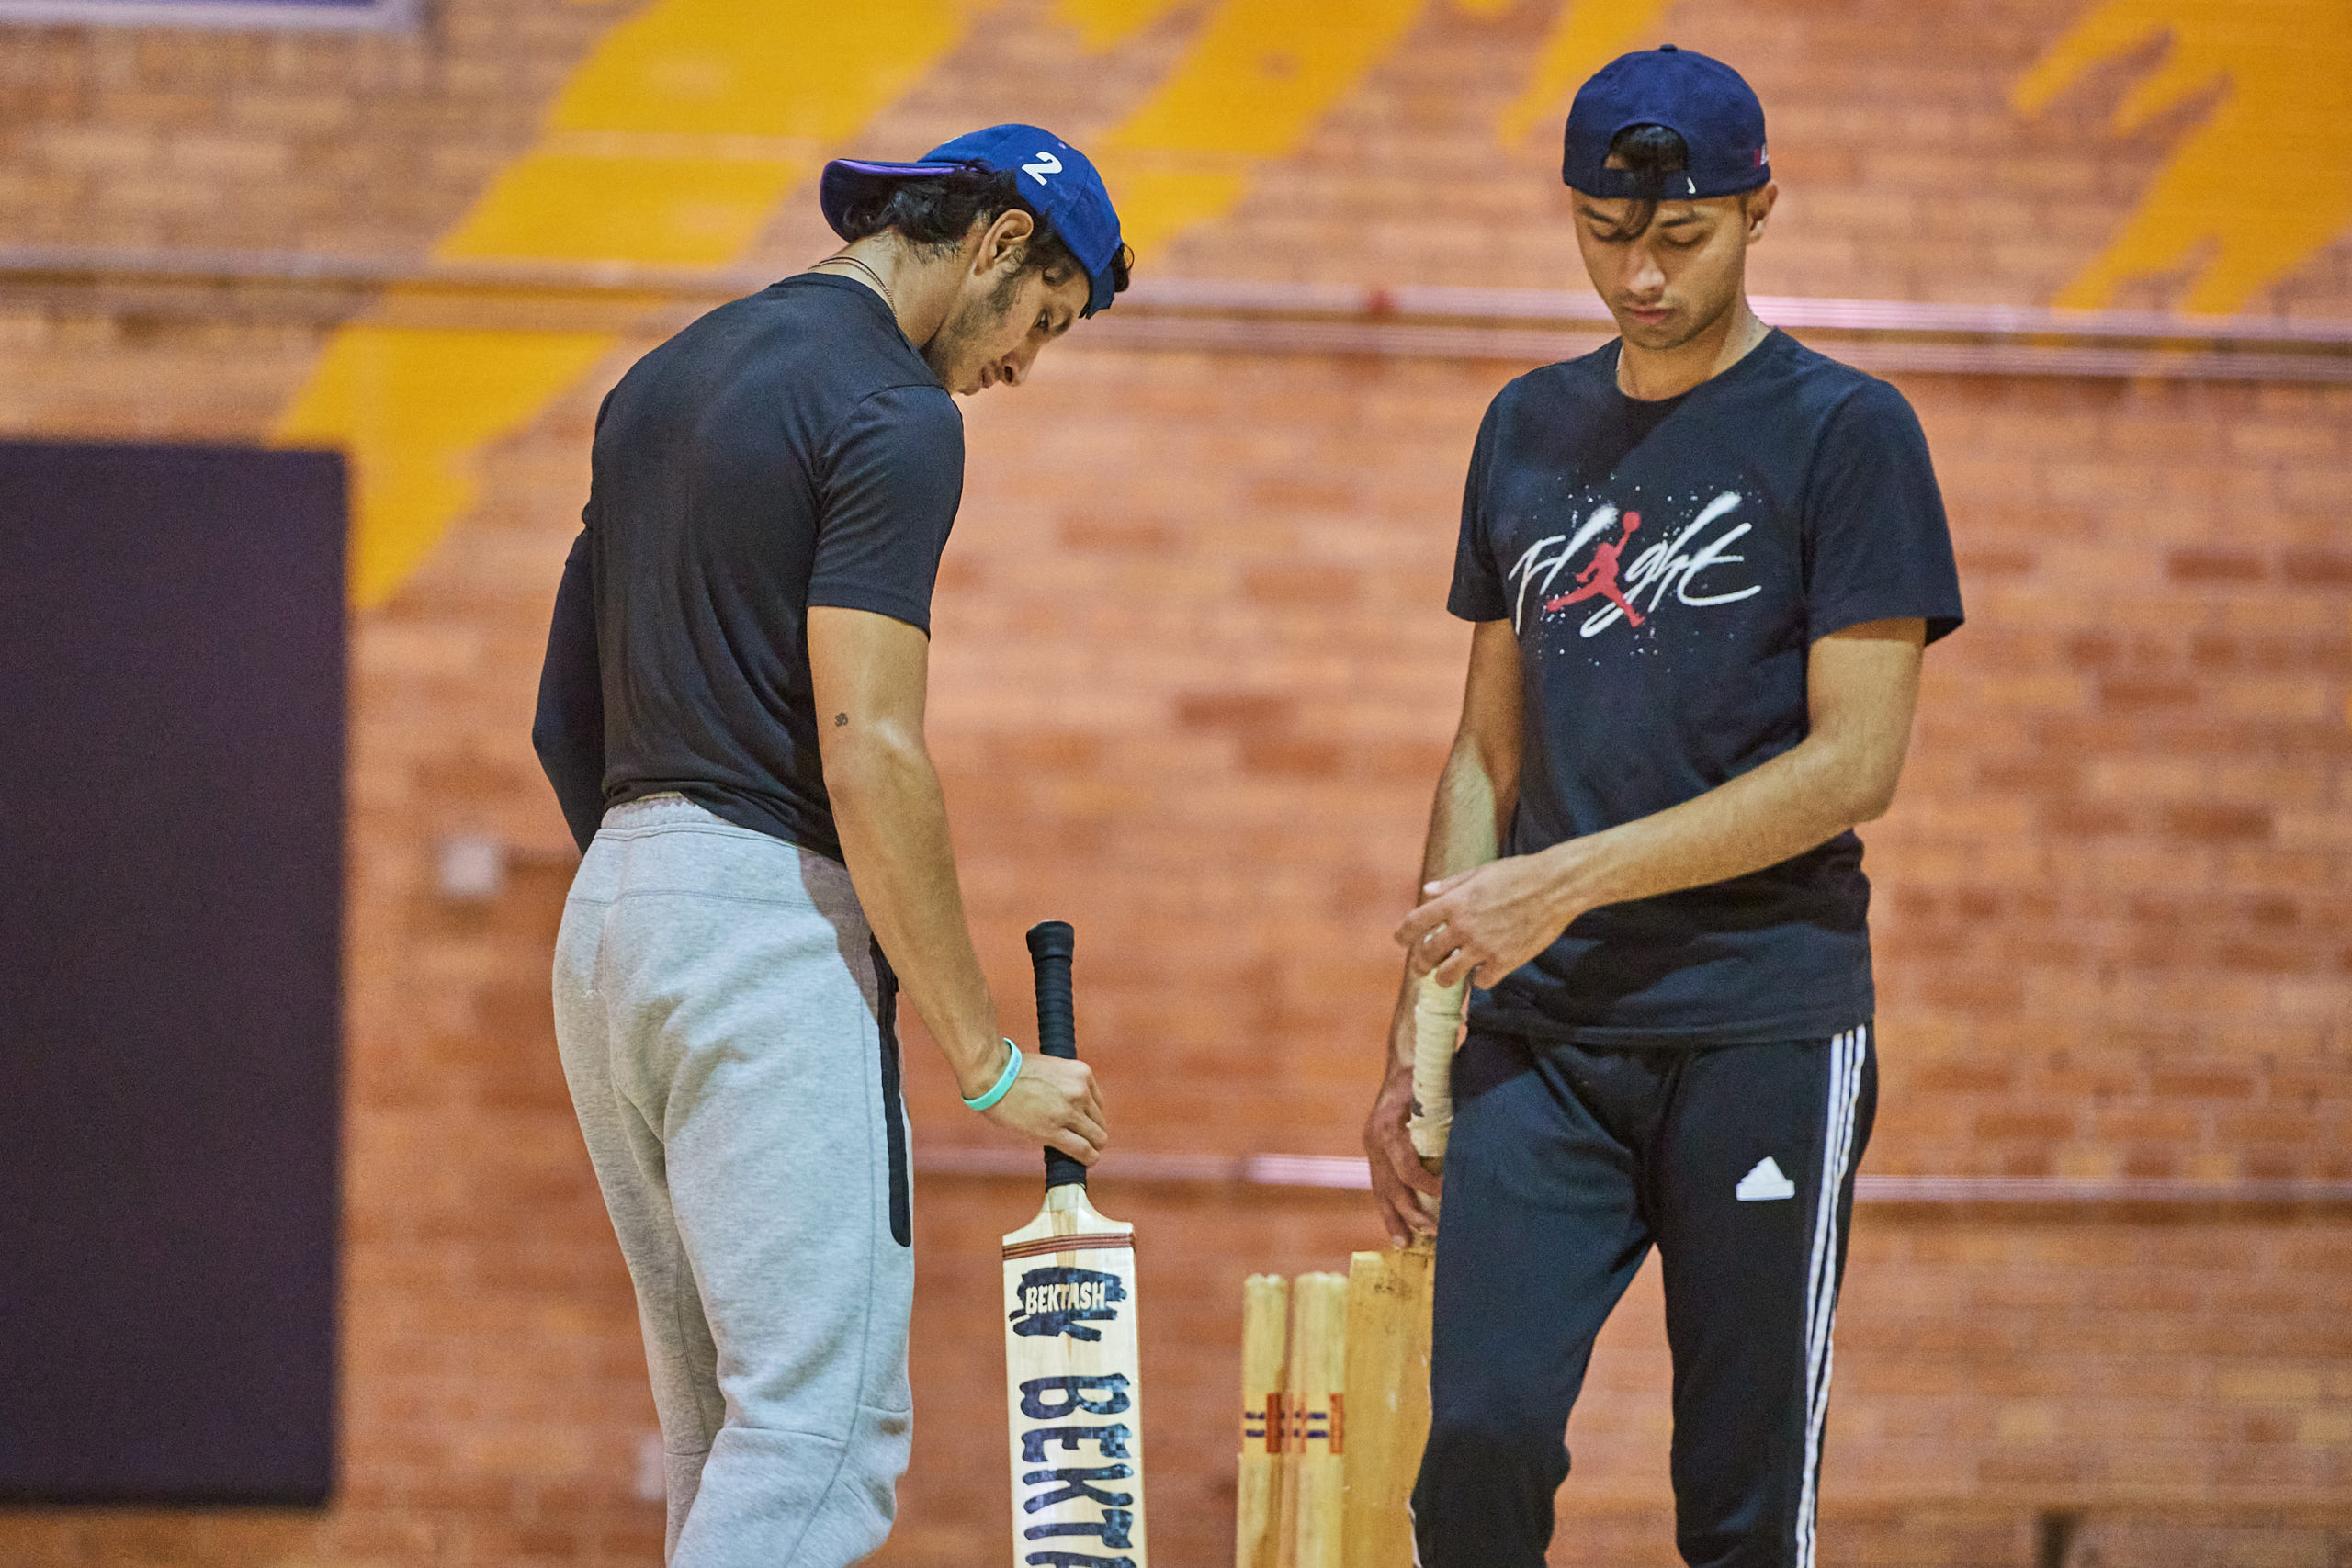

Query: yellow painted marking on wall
[[1097, 0, 1423, 255], [277, 330, 615, 608], [1496, 0, 1679, 147], [435, 0, 966, 267], [438, 154, 813, 267], [278, 0, 978, 607], [1110, 0, 1421, 156], [543, 0, 967, 140], [1055, 0, 1191, 51], [2016, 0, 2352, 314], [1092, 161, 1254, 258]]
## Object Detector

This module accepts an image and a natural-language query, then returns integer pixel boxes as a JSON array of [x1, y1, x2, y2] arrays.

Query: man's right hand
[[1364, 1025, 1442, 1246], [981, 1047, 1107, 1166]]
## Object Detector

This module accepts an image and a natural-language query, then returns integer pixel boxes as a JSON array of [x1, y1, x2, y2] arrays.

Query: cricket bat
[[1002, 920, 1148, 1568], [1337, 974, 1464, 1567]]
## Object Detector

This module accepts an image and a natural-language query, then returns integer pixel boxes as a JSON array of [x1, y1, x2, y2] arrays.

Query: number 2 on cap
[[1023, 151, 1062, 184]]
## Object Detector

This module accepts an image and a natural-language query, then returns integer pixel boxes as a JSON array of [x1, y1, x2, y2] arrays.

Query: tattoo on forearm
[[834, 712, 848, 727]]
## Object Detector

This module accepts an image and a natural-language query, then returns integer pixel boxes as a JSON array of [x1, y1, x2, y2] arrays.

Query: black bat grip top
[[1025, 920, 1088, 1190]]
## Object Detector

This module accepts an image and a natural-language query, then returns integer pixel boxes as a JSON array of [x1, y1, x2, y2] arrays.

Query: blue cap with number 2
[[820, 124, 1126, 317]]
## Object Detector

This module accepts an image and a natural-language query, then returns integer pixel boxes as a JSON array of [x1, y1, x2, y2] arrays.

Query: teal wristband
[[963, 1040, 1023, 1111]]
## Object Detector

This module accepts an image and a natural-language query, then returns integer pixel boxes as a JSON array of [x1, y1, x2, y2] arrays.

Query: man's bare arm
[[808, 605, 1106, 1163], [1363, 619, 1522, 1243], [1397, 618, 1927, 987]]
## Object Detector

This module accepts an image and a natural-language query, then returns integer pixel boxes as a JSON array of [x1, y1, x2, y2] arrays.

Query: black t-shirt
[[533, 274, 964, 859], [1448, 329, 1963, 1046]]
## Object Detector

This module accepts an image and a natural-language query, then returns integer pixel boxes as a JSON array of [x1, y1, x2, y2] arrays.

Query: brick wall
[[2, 0, 2347, 1564]]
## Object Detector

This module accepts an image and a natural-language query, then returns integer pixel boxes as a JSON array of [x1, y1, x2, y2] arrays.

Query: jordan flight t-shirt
[[1448, 329, 1963, 1046]]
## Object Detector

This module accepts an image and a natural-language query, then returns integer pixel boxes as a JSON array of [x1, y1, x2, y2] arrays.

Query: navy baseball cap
[[1562, 45, 1770, 201], [820, 124, 1126, 317]]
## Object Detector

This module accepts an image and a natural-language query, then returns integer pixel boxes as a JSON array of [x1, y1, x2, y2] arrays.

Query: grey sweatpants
[[553, 794, 914, 1567]]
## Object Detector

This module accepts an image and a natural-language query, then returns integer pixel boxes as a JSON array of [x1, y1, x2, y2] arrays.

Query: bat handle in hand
[[1025, 920, 1087, 1190], [1407, 975, 1465, 1209]]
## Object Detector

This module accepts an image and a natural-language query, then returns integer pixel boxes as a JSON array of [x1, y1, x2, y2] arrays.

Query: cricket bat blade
[[1002, 920, 1148, 1568]]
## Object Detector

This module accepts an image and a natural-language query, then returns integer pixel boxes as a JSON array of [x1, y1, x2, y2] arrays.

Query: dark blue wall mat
[[0, 441, 345, 1505]]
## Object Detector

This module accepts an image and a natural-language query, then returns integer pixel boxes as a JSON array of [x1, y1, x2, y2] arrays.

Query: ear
[[972, 206, 1036, 277], [1744, 182, 1779, 244]]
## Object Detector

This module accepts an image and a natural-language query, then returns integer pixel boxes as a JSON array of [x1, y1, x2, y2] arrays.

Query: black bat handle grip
[[1025, 920, 1087, 1191]]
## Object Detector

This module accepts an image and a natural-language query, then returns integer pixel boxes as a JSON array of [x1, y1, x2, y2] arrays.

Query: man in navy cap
[[533, 126, 1130, 1567], [1363, 49, 1964, 1567]]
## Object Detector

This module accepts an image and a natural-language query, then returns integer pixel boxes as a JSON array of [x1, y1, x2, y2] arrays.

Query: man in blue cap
[[1363, 49, 1963, 1566], [533, 126, 1130, 1566]]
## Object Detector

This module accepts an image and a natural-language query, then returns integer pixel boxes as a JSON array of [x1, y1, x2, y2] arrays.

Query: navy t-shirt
[[1448, 329, 1963, 1046], [533, 274, 964, 858]]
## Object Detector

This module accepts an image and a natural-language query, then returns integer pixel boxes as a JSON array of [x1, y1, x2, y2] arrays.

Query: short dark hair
[[1603, 122, 1690, 241], [833, 165, 1134, 304]]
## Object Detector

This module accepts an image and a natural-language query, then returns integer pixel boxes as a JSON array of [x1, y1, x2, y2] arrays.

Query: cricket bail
[[1026, 920, 1088, 1190]]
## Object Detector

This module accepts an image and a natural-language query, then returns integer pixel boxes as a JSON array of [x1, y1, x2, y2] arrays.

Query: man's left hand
[[1396, 850, 1579, 987]]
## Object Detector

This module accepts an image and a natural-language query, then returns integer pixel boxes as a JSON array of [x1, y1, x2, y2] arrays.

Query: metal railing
[[5, 243, 2348, 382]]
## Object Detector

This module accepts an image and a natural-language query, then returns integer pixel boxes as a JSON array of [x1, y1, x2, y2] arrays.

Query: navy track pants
[[1411, 1026, 1876, 1568]]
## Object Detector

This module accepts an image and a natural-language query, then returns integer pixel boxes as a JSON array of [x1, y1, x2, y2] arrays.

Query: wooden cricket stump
[[1236, 1274, 1290, 1568], [1288, 1272, 1348, 1568], [1235, 1245, 1432, 1568]]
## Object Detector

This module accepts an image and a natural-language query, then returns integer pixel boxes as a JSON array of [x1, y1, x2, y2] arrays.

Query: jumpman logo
[[1544, 511, 1645, 627]]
